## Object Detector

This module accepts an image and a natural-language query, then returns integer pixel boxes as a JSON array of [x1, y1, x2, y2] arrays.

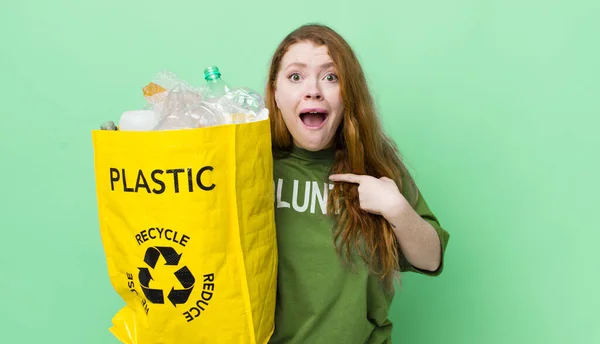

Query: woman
[[265, 23, 450, 343]]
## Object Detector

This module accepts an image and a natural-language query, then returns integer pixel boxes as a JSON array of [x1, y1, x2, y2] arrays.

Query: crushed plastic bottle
[[225, 87, 266, 121], [154, 82, 203, 130], [101, 121, 118, 130], [203, 95, 247, 124], [184, 103, 226, 128], [152, 71, 181, 91], [143, 71, 182, 116]]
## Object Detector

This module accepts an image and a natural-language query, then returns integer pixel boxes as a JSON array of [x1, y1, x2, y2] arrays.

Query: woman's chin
[[293, 135, 334, 152]]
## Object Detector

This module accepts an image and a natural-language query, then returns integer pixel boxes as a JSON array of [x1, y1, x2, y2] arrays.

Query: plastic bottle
[[201, 66, 268, 124], [225, 87, 265, 120], [100, 121, 118, 130], [203, 66, 230, 98]]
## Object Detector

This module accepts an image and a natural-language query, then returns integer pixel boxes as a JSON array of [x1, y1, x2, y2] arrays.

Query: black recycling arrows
[[138, 267, 153, 286], [175, 266, 195, 288], [138, 267, 164, 304], [168, 266, 196, 306], [137, 246, 195, 307], [144, 246, 182, 268], [168, 287, 193, 307]]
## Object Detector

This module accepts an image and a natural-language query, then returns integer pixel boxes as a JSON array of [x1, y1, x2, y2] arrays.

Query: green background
[[1, 0, 598, 343]]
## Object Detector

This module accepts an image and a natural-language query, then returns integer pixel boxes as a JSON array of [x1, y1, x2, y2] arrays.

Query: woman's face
[[274, 41, 344, 151]]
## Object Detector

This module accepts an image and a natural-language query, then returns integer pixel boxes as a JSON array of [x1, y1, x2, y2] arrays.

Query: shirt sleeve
[[397, 184, 450, 276]]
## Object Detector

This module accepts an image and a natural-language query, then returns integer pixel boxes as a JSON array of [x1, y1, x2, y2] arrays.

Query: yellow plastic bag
[[91, 119, 277, 344]]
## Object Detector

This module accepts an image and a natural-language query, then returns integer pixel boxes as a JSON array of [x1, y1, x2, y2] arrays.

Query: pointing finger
[[329, 173, 364, 184]]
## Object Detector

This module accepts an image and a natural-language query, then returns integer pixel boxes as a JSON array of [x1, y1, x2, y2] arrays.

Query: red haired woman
[[266, 24, 450, 343]]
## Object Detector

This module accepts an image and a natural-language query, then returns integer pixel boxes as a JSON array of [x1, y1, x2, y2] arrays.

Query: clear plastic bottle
[[225, 87, 265, 121], [203, 66, 230, 98], [200, 66, 267, 125], [202, 66, 239, 124], [153, 80, 226, 130]]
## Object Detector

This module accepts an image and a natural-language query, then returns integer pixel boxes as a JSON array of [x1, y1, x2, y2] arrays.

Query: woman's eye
[[289, 73, 301, 81], [325, 74, 338, 82]]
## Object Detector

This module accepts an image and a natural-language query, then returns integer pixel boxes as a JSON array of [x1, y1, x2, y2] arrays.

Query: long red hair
[[265, 24, 418, 287]]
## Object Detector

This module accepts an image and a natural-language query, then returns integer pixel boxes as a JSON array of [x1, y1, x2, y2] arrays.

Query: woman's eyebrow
[[284, 62, 335, 70]]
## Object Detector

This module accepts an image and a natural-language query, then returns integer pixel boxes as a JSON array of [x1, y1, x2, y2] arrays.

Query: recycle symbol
[[138, 246, 195, 307]]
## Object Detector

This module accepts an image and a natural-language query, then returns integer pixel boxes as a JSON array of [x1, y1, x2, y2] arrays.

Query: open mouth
[[299, 110, 329, 128]]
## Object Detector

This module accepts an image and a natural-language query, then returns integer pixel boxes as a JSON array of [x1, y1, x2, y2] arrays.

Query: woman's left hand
[[329, 173, 409, 220]]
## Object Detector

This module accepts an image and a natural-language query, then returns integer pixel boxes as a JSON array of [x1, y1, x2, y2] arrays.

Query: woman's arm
[[329, 173, 446, 272], [384, 202, 442, 272]]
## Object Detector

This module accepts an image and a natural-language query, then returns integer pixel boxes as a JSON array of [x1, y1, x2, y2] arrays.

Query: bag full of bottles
[[91, 67, 278, 344]]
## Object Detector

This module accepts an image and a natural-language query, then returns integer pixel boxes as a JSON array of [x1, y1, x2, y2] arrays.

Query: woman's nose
[[304, 88, 323, 100]]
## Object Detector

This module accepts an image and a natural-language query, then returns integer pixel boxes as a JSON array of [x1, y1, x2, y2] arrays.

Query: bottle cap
[[204, 66, 222, 81]]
